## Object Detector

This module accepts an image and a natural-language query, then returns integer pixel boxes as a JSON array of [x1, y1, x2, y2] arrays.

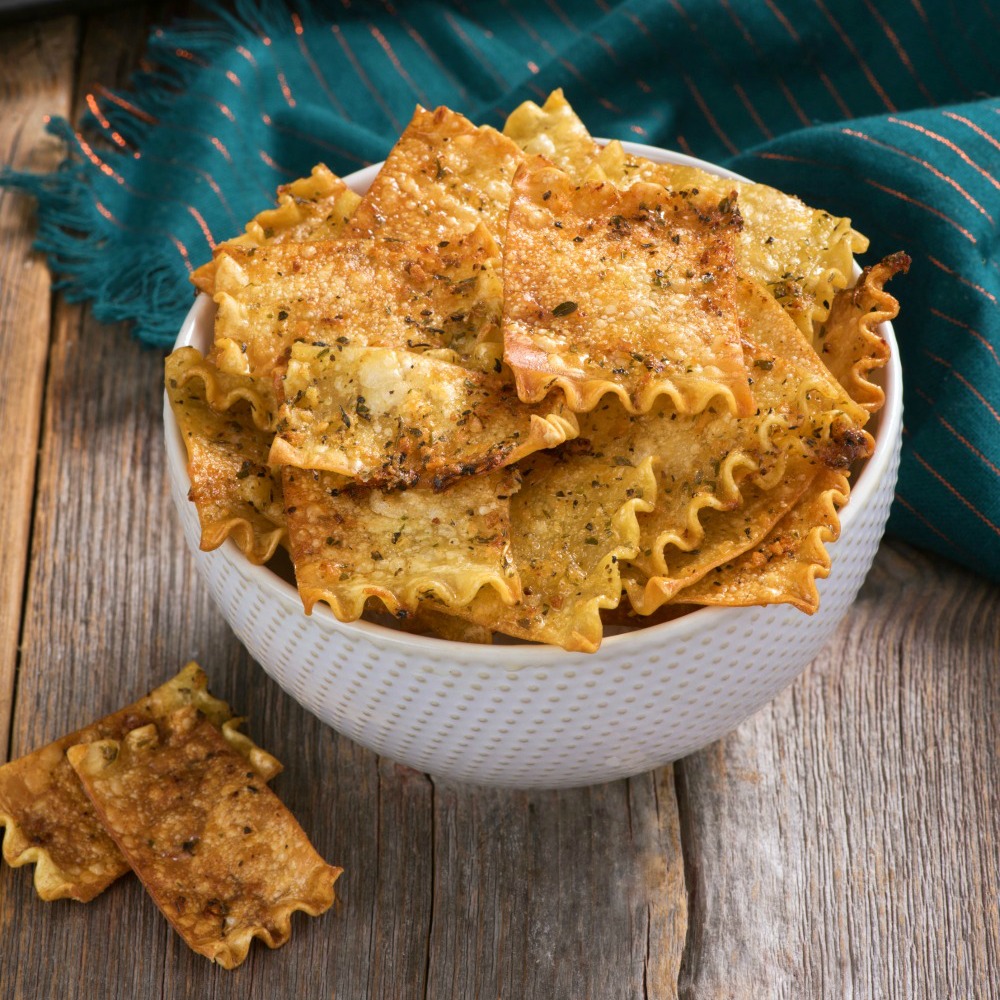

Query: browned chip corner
[[67, 706, 340, 970]]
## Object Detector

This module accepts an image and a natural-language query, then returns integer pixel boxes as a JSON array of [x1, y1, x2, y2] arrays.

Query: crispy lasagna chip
[[191, 164, 361, 295], [503, 158, 753, 416], [346, 105, 524, 247], [597, 141, 869, 336], [623, 459, 819, 615], [672, 468, 850, 613], [268, 342, 578, 490], [579, 278, 869, 579], [503, 89, 601, 182], [166, 349, 285, 564], [67, 707, 339, 969], [211, 225, 503, 382], [283, 467, 521, 620], [0, 663, 280, 903], [430, 450, 657, 652], [819, 251, 909, 412]]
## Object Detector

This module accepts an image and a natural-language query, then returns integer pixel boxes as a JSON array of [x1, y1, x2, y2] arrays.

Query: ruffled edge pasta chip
[[211, 225, 504, 383], [268, 342, 578, 490], [168, 345, 276, 432], [671, 468, 850, 613], [426, 450, 658, 652], [818, 251, 909, 412], [0, 663, 280, 902], [191, 164, 361, 295], [67, 706, 339, 969], [503, 158, 753, 417], [283, 467, 522, 621], [623, 459, 819, 615], [166, 348, 286, 564]]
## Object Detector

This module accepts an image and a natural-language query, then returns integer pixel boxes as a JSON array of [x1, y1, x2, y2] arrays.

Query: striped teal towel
[[4, 0, 998, 578]]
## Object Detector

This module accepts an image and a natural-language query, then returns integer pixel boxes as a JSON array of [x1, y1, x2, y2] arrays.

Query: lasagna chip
[[503, 89, 601, 182], [431, 450, 657, 652], [211, 225, 503, 382], [346, 105, 524, 247], [0, 663, 280, 903], [503, 158, 753, 416], [269, 342, 578, 490], [191, 164, 361, 295], [672, 468, 850, 613], [283, 467, 521, 620], [597, 141, 869, 336], [623, 459, 818, 615], [580, 278, 869, 579], [67, 707, 338, 969], [166, 349, 285, 564], [819, 251, 909, 412]]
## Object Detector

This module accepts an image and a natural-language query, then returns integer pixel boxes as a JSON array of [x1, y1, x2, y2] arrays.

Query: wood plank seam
[[4, 289, 58, 764]]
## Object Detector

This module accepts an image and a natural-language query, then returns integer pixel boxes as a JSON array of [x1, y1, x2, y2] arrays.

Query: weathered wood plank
[[0, 16, 77, 760], [676, 539, 1000, 999], [425, 766, 687, 1000]]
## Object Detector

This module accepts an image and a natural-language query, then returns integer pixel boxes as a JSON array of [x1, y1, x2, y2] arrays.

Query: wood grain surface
[[1, 6, 997, 999]]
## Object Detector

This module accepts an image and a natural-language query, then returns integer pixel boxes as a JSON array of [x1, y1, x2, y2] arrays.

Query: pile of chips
[[0, 665, 340, 968], [167, 91, 907, 652]]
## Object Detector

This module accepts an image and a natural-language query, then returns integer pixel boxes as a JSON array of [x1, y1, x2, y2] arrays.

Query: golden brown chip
[[818, 251, 909, 412], [268, 342, 578, 490], [283, 467, 521, 620], [387, 605, 493, 644], [431, 450, 657, 652], [67, 707, 339, 969], [191, 164, 361, 295], [346, 105, 524, 246], [597, 141, 869, 336], [623, 460, 819, 615], [503, 158, 753, 416], [671, 468, 850, 613], [166, 349, 285, 564], [503, 89, 601, 182], [0, 664, 280, 903], [211, 225, 502, 383], [167, 345, 276, 432], [578, 278, 869, 580]]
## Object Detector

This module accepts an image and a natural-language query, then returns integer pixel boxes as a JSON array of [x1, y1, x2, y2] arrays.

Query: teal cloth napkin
[[4, 0, 998, 578]]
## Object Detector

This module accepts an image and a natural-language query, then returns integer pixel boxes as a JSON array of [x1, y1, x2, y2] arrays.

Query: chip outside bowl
[[164, 143, 902, 788]]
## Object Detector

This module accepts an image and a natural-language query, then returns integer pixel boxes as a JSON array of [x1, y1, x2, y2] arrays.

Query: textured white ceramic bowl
[[165, 143, 902, 788]]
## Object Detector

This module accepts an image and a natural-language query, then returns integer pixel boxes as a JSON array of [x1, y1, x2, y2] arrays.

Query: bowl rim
[[165, 140, 902, 664]]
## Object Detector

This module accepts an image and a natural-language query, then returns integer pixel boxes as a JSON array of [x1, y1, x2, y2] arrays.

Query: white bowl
[[165, 143, 902, 788]]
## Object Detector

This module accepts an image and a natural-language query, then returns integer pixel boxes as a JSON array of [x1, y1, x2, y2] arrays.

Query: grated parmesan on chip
[[191, 164, 362, 296], [346, 105, 524, 247], [67, 706, 339, 969], [211, 225, 503, 383], [578, 277, 870, 584], [0, 664, 280, 903], [597, 139, 870, 337], [269, 342, 578, 490], [283, 466, 522, 620], [503, 157, 754, 416]]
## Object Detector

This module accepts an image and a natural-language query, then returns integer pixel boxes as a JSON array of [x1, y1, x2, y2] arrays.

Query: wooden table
[[2, 7, 998, 997]]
